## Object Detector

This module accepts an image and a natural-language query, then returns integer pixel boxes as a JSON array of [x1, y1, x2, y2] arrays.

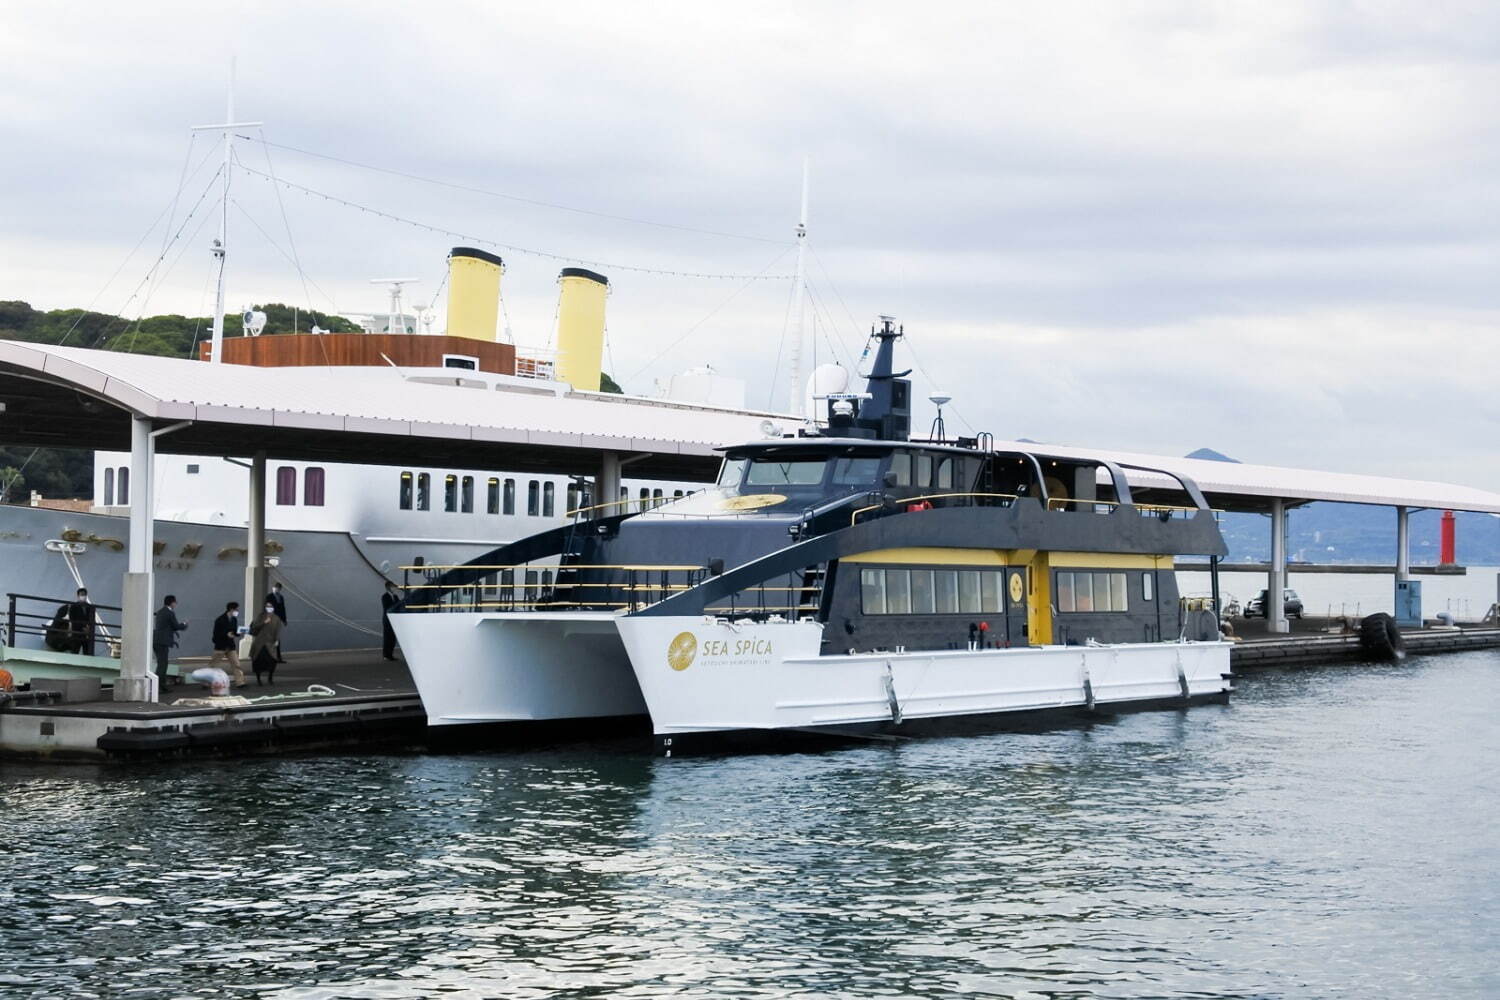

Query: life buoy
[[0, 668, 13, 692], [1358, 612, 1406, 661]]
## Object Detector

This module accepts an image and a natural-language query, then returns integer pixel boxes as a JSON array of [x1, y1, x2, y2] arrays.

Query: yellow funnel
[[554, 267, 609, 391], [446, 247, 504, 342]]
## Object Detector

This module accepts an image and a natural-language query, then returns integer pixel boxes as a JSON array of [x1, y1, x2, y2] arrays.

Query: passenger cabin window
[[503, 478, 515, 515], [566, 483, 579, 514], [275, 466, 297, 506], [1056, 571, 1129, 613], [861, 568, 1007, 615], [444, 475, 458, 513], [527, 480, 540, 516], [543, 482, 555, 517], [487, 478, 500, 515], [104, 468, 114, 506], [304, 467, 326, 507], [460, 475, 474, 514], [416, 473, 431, 511], [116, 467, 130, 506], [399, 472, 413, 510]]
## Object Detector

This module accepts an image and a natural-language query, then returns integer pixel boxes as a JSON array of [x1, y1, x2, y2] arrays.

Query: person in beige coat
[[248, 601, 284, 685]]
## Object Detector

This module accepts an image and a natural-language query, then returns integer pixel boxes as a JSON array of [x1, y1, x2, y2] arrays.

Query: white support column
[[597, 452, 622, 516], [1269, 498, 1289, 634], [244, 451, 266, 618], [115, 416, 158, 702], [1395, 506, 1410, 582]]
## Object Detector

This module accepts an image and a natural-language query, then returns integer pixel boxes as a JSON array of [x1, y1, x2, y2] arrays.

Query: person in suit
[[248, 600, 284, 685], [265, 582, 288, 663], [67, 587, 95, 656], [152, 595, 188, 693], [381, 581, 402, 660], [209, 601, 246, 688]]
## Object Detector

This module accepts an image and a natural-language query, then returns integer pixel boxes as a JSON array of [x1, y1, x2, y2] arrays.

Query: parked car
[[1245, 588, 1304, 619]]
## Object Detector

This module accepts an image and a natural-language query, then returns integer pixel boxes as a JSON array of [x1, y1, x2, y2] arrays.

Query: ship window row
[[861, 567, 1006, 616], [275, 466, 326, 507], [1055, 571, 1129, 613], [395, 472, 686, 515], [396, 472, 573, 517], [103, 466, 130, 506]]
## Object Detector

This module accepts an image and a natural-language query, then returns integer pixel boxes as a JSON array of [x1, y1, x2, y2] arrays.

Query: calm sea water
[[2, 650, 1497, 999]]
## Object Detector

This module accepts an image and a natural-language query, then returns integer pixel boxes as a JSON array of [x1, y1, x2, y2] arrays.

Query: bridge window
[[487, 478, 500, 515], [527, 480, 539, 516], [275, 466, 297, 506], [746, 459, 825, 487], [503, 478, 515, 515], [399, 472, 413, 510], [889, 452, 911, 487], [832, 457, 881, 487], [935, 457, 954, 490], [416, 473, 430, 511], [543, 482, 555, 517], [104, 468, 114, 506], [304, 467, 326, 507], [461, 475, 474, 514], [915, 453, 932, 487], [117, 467, 129, 506]]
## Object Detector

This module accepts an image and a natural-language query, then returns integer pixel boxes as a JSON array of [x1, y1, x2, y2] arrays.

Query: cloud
[[2, 0, 1497, 491]]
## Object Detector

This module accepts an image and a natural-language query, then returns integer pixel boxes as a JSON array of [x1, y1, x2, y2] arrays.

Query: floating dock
[[3, 627, 1498, 760], [0, 651, 423, 761]]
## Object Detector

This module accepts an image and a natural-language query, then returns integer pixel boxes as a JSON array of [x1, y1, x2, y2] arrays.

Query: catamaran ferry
[[392, 318, 1232, 754]]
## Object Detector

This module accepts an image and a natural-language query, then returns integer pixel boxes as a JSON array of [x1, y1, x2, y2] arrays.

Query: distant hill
[[1185, 447, 1240, 463]]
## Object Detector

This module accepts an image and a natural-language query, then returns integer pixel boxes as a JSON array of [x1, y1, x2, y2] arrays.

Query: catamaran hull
[[615, 617, 1232, 756], [389, 611, 647, 726]]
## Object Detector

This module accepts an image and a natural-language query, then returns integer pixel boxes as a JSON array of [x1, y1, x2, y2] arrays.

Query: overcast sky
[[3, 1, 1498, 490]]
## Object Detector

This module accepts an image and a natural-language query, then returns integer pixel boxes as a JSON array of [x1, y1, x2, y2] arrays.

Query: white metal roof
[[984, 437, 1500, 514], [4, 340, 1499, 513], [0, 340, 789, 458]]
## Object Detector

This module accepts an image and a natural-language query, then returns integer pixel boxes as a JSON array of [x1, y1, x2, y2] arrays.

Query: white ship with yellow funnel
[[0, 245, 769, 664]]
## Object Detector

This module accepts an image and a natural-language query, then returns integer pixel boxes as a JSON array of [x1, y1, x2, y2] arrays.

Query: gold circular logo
[[667, 631, 698, 671], [717, 493, 786, 511], [1009, 572, 1025, 603]]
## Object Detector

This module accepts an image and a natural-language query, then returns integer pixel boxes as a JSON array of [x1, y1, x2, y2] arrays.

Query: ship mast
[[191, 59, 261, 364], [788, 157, 809, 416]]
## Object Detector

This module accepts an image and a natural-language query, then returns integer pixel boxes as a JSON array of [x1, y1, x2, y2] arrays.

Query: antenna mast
[[788, 157, 809, 416], [191, 58, 261, 364]]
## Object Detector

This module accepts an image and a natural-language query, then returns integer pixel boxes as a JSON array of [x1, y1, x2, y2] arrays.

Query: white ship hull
[[389, 611, 647, 724], [393, 606, 1232, 754], [616, 617, 1233, 754]]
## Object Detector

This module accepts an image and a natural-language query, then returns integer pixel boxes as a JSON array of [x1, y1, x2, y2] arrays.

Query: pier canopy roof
[[987, 437, 1500, 515], [0, 341, 790, 479]]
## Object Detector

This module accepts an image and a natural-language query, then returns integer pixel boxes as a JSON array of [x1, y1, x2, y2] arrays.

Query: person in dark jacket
[[68, 587, 95, 656], [265, 583, 287, 663], [209, 601, 245, 688], [248, 600, 284, 685], [151, 595, 188, 692], [381, 581, 402, 660]]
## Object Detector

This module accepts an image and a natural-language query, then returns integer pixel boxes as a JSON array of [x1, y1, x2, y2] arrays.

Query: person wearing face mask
[[247, 600, 284, 685], [209, 601, 246, 688], [264, 582, 288, 663]]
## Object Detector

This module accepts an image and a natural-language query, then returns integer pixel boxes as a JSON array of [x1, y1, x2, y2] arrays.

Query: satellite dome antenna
[[370, 277, 421, 335], [928, 390, 952, 443]]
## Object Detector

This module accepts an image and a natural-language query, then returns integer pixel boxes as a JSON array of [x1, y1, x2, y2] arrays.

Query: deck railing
[[5, 592, 123, 655]]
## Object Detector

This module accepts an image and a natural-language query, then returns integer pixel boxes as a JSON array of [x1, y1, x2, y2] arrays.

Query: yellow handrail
[[849, 492, 1019, 526], [400, 562, 707, 573]]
